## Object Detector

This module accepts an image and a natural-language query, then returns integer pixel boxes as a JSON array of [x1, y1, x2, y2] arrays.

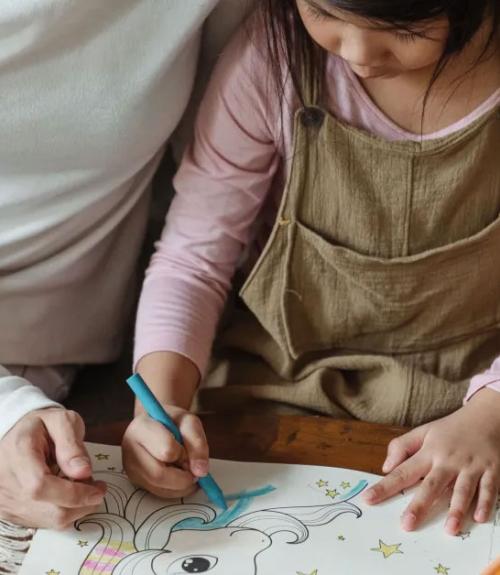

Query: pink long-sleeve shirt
[[134, 22, 500, 401]]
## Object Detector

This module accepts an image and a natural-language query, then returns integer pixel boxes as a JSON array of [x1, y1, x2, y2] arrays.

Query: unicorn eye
[[168, 555, 218, 573]]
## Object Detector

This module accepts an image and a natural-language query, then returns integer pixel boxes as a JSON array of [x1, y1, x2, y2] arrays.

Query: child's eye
[[394, 30, 420, 43], [305, 3, 336, 22]]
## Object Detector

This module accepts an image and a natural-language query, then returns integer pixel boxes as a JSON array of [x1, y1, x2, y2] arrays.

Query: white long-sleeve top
[[0, 0, 218, 439]]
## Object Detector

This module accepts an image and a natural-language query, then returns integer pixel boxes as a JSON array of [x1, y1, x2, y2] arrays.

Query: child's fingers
[[402, 466, 455, 531], [131, 415, 183, 464], [126, 442, 195, 494], [446, 471, 481, 535], [383, 426, 427, 474], [363, 455, 429, 505], [178, 414, 210, 478], [474, 470, 499, 523]]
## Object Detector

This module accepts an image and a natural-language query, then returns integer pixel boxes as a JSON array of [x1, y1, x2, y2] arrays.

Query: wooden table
[[88, 414, 405, 473], [2, 415, 405, 574]]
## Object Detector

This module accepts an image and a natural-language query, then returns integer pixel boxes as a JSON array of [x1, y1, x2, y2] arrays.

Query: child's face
[[296, 0, 450, 79]]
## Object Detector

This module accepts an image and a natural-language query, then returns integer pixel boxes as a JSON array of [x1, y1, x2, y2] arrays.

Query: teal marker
[[126, 373, 228, 510]]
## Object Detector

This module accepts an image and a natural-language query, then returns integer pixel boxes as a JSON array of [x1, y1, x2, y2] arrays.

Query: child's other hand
[[362, 388, 500, 535], [0, 408, 106, 529], [122, 404, 209, 500]]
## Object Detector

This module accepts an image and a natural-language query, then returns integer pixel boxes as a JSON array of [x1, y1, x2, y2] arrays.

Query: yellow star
[[297, 571, 317, 575], [341, 481, 351, 489], [316, 479, 328, 488], [77, 540, 88, 547], [371, 540, 403, 559], [46, 571, 60, 575], [434, 565, 450, 574], [325, 489, 339, 499], [94, 453, 109, 461]]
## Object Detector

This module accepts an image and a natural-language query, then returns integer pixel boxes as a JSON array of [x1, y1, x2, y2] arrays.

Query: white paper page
[[19, 442, 498, 575]]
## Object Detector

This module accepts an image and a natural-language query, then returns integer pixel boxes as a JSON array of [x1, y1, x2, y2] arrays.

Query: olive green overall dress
[[200, 83, 500, 427]]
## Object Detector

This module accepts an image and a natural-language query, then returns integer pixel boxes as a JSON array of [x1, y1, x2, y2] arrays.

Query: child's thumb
[[382, 425, 427, 474], [43, 409, 92, 480]]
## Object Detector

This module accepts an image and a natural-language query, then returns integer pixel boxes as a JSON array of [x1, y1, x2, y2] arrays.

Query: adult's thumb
[[43, 409, 92, 480]]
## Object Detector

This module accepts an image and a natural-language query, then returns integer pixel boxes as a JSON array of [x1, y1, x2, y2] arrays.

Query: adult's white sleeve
[[0, 365, 60, 440]]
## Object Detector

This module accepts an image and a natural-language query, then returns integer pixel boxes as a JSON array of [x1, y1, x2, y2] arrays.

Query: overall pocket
[[279, 216, 500, 359]]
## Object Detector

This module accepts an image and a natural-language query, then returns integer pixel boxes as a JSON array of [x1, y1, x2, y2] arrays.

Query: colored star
[[458, 531, 471, 540], [316, 479, 328, 488], [94, 453, 109, 461], [297, 571, 317, 575], [77, 540, 88, 547], [341, 481, 351, 489], [46, 571, 60, 575], [338, 535, 346, 541], [325, 489, 339, 499], [434, 564, 450, 574], [371, 540, 403, 559]]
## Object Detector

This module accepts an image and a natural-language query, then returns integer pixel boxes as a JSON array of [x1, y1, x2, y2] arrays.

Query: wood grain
[[86, 414, 406, 475]]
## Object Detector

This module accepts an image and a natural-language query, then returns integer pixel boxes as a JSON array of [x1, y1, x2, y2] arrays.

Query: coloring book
[[19, 443, 500, 575]]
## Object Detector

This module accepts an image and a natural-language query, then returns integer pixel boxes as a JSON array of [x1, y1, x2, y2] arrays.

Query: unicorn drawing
[[76, 471, 367, 574]]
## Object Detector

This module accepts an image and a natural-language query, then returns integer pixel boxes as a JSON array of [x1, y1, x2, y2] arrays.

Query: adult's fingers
[[382, 426, 428, 474], [21, 473, 105, 508], [178, 414, 209, 478], [34, 504, 101, 531], [42, 410, 92, 480], [13, 434, 105, 508], [364, 455, 430, 505], [402, 466, 456, 532]]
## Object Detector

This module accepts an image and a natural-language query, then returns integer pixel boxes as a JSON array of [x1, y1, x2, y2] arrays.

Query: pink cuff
[[464, 357, 500, 403]]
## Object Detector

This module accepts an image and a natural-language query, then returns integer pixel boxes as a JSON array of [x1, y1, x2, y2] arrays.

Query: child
[[126, 0, 500, 537]]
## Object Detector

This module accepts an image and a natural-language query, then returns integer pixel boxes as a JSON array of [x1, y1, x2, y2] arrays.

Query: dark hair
[[260, 0, 499, 113]]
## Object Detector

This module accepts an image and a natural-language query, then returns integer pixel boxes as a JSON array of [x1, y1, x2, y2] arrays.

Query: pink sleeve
[[134, 23, 281, 375], [465, 357, 500, 402]]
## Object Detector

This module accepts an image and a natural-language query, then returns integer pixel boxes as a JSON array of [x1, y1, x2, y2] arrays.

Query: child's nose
[[338, 28, 382, 67]]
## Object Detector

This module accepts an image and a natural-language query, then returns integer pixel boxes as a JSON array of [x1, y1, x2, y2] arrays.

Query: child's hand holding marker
[[363, 388, 500, 535], [122, 402, 209, 499], [122, 352, 211, 500]]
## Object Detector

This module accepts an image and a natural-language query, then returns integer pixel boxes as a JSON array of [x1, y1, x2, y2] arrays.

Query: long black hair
[[259, 0, 499, 111]]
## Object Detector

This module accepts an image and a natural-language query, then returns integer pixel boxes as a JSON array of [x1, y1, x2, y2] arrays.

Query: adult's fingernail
[[476, 509, 488, 522], [89, 492, 104, 505], [70, 457, 90, 469], [445, 517, 460, 534], [193, 460, 209, 476], [402, 512, 417, 531], [363, 489, 376, 503]]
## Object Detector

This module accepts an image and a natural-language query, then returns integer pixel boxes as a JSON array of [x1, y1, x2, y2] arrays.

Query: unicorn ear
[[229, 528, 272, 551]]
